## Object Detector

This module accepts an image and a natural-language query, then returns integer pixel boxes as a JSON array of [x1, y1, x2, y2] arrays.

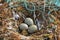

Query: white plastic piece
[[19, 23, 28, 30], [9, 2, 13, 6], [14, 14, 19, 18], [13, 13, 20, 20], [28, 25, 37, 33], [7, 26, 13, 30], [0, 3, 3, 6], [25, 18, 34, 25]]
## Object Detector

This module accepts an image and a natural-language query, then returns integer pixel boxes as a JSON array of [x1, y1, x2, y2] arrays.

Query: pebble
[[25, 18, 34, 25], [19, 23, 28, 30]]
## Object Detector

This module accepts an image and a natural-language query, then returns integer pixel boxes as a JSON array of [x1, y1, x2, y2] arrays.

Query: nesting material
[[0, 0, 59, 40], [9, 2, 13, 6]]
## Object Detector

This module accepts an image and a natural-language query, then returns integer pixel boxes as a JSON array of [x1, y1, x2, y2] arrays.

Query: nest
[[0, 0, 60, 40]]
